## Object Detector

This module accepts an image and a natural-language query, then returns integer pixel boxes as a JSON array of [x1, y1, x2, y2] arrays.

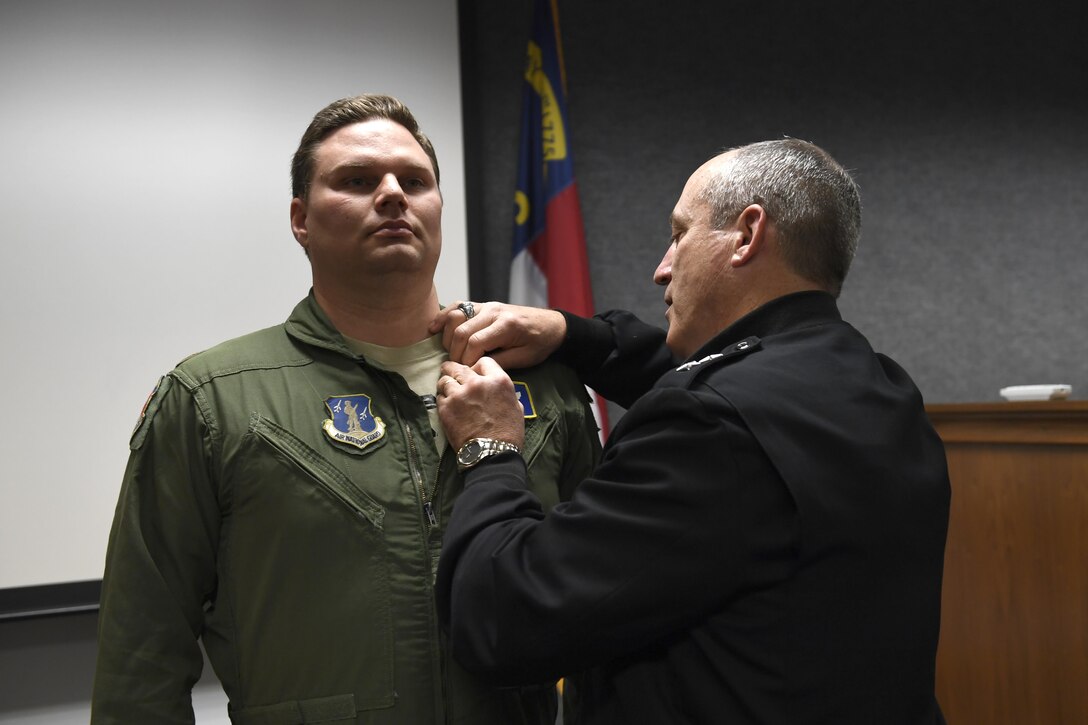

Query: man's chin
[[664, 331, 685, 361], [366, 243, 424, 263]]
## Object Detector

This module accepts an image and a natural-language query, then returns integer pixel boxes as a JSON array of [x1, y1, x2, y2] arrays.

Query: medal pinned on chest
[[323, 394, 386, 450]]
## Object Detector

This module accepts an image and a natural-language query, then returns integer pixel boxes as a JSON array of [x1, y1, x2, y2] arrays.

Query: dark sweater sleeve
[[553, 310, 677, 408], [434, 385, 796, 685]]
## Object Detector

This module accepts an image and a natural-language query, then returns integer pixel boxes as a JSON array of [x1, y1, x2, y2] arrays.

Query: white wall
[[0, 0, 465, 720], [0, 0, 467, 591]]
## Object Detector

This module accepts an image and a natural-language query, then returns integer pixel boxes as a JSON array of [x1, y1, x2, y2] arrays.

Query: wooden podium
[[926, 401, 1088, 723]]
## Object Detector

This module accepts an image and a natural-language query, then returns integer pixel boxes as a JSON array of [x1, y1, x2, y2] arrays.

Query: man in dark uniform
[[429, 139, 950, 724]]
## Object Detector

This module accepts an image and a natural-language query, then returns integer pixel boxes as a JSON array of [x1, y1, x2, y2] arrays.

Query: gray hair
[[699, 138, 861, 297]]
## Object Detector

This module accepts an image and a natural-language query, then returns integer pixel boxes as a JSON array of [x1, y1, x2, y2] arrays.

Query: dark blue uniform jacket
[[436, 291, 949, 725]]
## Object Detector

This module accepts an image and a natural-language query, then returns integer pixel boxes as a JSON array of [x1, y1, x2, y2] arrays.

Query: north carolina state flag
[[509, 0, 609, 438]]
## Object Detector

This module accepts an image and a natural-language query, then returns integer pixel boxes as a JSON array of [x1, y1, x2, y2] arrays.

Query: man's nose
[[653, 246, 674, 286], [375, 174, 406, 206]]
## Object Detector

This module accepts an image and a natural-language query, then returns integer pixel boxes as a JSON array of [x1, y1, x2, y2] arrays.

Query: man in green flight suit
[[91, 94, 601, 724]]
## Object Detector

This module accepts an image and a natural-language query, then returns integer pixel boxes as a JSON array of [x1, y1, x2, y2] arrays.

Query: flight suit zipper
[[371, 370, 443, 537], [404, 421, 441, 530], [381, 377, 451, 720]]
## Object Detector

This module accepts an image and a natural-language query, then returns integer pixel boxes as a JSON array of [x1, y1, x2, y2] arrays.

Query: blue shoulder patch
[[512, 380, 538, 419]]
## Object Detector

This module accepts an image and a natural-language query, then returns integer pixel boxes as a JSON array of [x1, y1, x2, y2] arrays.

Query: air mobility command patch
[[512, 381, 537, 419], [323, 394, 386, 451]]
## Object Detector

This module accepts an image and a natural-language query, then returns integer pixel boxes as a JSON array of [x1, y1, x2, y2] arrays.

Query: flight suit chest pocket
[[248, 413, 384, 528], [221, 415, 394, 712]]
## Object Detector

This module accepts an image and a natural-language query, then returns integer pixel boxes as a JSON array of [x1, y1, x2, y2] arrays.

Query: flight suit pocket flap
[[231, 693, 356, 724], [250, 413, 386, 530]]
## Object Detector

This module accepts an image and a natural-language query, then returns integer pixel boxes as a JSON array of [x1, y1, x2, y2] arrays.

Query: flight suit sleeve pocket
[[522, 401, 558, 469], [229, 693, 356, 724], [521, 402, 564, 510]]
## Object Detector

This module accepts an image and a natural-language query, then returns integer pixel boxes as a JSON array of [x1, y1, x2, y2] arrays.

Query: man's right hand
[[429, 302, 566, 368]]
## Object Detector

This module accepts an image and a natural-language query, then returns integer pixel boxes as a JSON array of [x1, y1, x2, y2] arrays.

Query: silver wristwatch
[[456, 438, 522, 471]]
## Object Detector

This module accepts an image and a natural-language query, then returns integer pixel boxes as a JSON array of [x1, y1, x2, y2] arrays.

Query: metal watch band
[[456, 437, 522, 471]]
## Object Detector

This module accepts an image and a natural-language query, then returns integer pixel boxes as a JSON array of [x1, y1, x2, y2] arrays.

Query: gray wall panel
[[460, 0, 1087, 407]]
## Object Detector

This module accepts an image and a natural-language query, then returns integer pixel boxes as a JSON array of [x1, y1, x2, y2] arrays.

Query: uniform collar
[[687, 290, 842, 362], [283, 289, 358, 358]]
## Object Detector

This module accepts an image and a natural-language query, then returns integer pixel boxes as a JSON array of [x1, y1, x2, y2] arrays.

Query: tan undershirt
[[344, 334, 449, 454]]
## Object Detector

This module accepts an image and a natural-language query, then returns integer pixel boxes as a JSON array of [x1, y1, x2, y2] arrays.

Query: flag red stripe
[[527, 183, 595, 316]]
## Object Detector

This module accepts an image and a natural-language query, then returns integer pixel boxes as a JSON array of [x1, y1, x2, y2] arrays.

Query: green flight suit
[[92, 292, 601, 724]]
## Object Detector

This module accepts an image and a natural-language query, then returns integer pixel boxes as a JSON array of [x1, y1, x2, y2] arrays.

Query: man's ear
[[289, 197, 308, 251], [730, 204, 769, 267]]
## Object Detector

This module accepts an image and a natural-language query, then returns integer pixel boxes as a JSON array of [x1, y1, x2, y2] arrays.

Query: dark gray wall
[[459, 0, 1088, 407]]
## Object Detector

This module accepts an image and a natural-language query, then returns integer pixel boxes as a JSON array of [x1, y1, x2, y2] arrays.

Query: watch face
[[458, 440, 484, 465]]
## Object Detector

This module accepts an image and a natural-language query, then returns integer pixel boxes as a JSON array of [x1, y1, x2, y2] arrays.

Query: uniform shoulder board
[[675, 336, 761, 372]]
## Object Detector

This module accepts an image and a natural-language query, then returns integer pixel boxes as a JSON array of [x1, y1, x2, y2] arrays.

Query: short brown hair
[[291, 94, 440, 199]]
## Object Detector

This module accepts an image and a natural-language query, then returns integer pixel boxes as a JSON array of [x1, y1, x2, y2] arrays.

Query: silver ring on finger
[[457, 301, 476, 319]]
